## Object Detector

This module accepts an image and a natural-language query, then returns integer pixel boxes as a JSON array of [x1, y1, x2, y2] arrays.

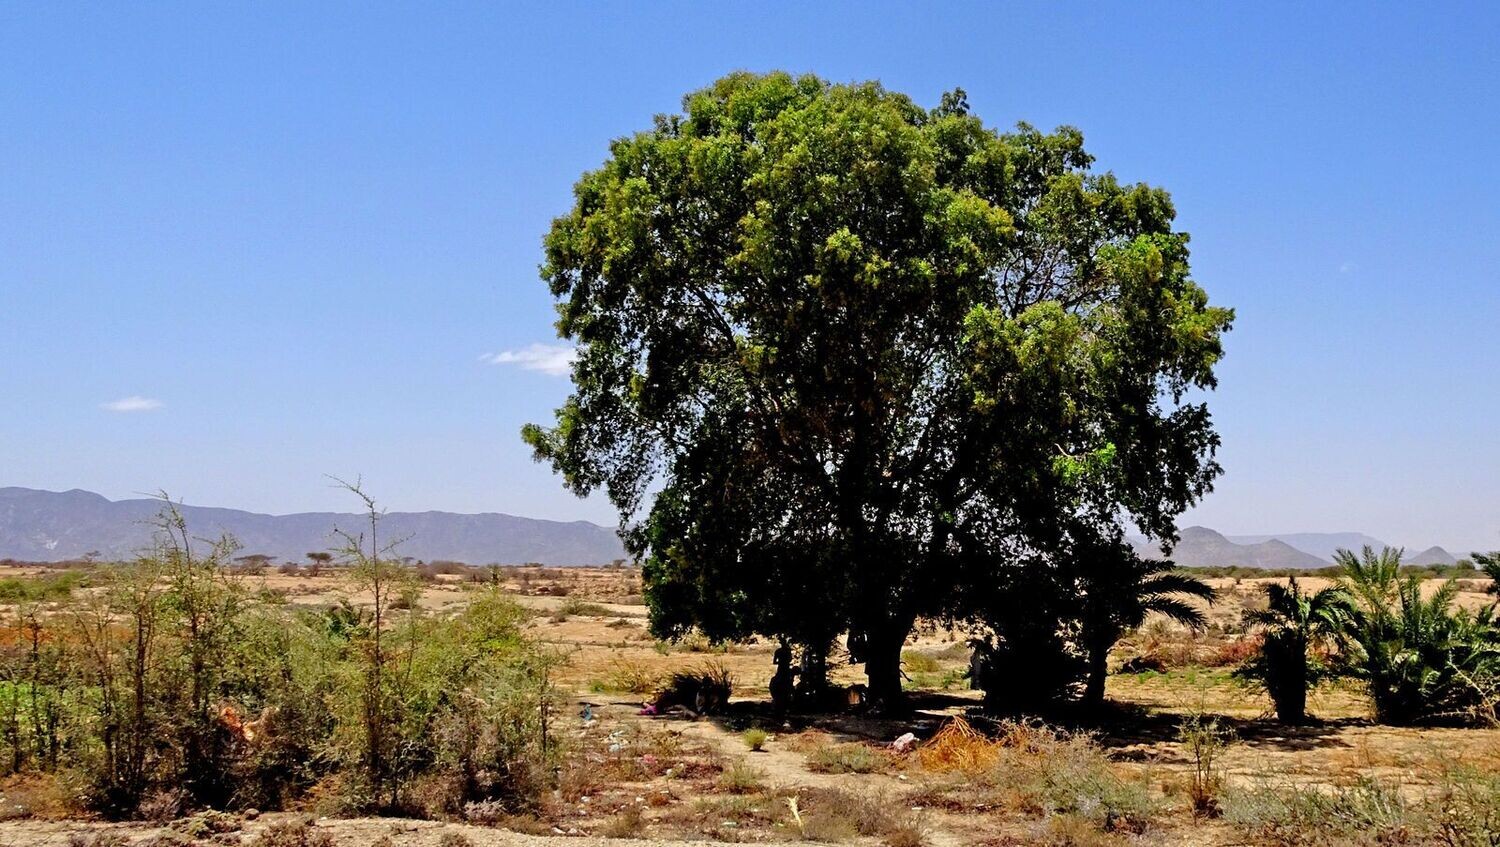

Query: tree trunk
[[862, 621, 911, 714], [1276, 674, 1307, 724]]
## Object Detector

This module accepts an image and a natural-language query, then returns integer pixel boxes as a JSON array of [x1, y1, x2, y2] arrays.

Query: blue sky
[[2, 3, 1497, 553]]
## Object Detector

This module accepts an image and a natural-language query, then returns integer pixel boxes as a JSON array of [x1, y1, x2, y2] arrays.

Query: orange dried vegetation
[[916, 716, 999, 774]]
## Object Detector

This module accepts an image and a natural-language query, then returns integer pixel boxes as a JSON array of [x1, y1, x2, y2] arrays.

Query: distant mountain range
[[0, 487, 628, 565], [0, 486, 1470, 570], [1133, 526, 1461, 568]]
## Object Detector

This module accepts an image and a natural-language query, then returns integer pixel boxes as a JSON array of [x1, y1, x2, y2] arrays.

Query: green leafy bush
[[1234, 576, 1356, 724]]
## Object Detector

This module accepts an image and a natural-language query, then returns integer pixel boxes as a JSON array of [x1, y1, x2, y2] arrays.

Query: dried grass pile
[[916, 716, 1000, 773]]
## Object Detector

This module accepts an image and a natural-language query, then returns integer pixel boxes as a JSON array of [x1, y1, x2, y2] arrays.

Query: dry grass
[[600, 657, 662, 694], [806, 742, 892, 774], [718, 760, 765, 794], [795, 788, 907, 842], [917, 716, 1000, 773]]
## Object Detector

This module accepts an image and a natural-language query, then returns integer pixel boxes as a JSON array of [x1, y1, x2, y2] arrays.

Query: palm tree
[[1238, 576, 1356, 723], [1336, 545, 1404, 626], [1080, 549, 1215, 708], [1336, 545, 1500, 724]]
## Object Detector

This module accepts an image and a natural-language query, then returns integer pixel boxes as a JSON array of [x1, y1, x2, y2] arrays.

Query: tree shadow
[[678, 690, 980, 744], [608, 689, 1361, 760], [1078, 705, 1360, 761]]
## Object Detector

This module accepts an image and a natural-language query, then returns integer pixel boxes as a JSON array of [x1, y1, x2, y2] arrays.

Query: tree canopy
[[524, 72, 1232, 708]]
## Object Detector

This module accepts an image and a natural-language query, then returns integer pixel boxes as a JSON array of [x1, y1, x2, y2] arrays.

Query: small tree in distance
[[305, 551, 333, 575], [1476, 550, 1500, 596]]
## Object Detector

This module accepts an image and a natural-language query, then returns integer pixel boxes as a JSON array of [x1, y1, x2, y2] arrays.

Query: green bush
[[742, 727, 769, 751], [1234, 576, 1356, 724], [0, 571, 87, 602]]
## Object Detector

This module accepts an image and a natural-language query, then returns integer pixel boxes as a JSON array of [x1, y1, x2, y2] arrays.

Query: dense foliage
[[0, 502, 560, 819], [1235, 546, 1500, 725], [525, 72, 1232, 708], [1336, 546, 1500, 725]]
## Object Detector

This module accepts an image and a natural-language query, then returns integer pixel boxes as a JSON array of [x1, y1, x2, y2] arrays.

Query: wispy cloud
[[101, 395, 162, 413], [480, 343, 577, 376]]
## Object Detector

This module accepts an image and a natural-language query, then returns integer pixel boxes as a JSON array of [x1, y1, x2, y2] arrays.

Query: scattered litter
[[891, 731, 918, 753]]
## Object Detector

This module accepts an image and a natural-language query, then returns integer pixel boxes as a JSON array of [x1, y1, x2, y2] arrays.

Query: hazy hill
[[1225, 532, 1389, 563], [0, 487, 628, 566], [1135, 526, 1328, 568], [1405, 545, 1458, 567]]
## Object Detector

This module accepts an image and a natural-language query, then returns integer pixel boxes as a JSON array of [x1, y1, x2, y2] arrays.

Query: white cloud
[[101, 395, 162, 412], [480, 343, 577, 376]]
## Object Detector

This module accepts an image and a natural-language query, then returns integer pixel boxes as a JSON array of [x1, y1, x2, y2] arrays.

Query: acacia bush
[[0, 502, 563, 820]]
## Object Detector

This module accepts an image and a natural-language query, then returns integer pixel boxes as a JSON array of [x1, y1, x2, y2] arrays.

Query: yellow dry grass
[[916, 716, 999, 774]]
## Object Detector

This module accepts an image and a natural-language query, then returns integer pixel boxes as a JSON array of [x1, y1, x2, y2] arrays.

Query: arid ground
[[0, 564, 1495, 847]]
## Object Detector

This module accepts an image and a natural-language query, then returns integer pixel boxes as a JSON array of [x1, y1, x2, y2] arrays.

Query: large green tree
[[524, 73, 1232, 709]]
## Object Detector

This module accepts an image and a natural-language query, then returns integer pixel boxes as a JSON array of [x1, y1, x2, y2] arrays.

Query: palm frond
[[1141, 570, 1216, 603], [1474, 551, 1500, 595], [1144, 596, 1208, 630]]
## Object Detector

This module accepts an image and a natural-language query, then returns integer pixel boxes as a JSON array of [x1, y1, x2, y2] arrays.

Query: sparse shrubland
[[0, 571, 87, 603], [912, 718, 1157, 835], [0, 494, 562, 820], [1225, 764, 1500, 846]]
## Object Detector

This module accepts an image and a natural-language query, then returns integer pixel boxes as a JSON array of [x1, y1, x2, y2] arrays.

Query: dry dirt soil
[[1, 565, 1496, 847]]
